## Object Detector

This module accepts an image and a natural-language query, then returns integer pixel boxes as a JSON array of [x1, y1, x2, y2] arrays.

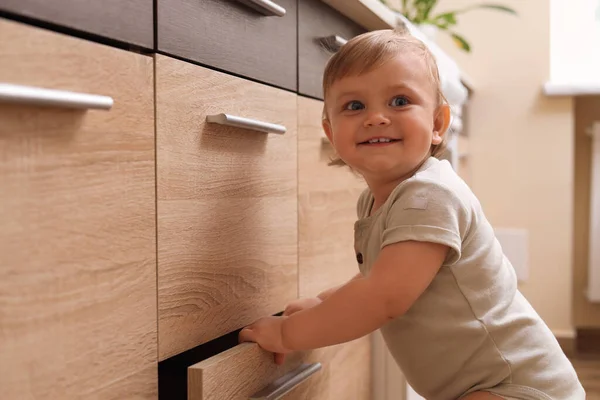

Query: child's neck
[[366, 175, 408, 215], [365, 157, 431, 215]]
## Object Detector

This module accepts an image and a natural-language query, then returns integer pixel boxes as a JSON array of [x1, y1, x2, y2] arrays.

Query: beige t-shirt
[[354, 157, 584, 400]]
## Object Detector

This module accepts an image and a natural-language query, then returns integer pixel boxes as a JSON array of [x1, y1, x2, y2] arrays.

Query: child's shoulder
[[356, 158, 477, 219], [403, 157, 476, 207]]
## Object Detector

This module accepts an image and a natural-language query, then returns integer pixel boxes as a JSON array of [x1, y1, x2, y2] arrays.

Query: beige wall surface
[[386, 0, 575, 333]]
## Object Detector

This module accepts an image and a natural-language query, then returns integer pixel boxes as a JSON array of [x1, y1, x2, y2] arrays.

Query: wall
[[574, 96, 600, 328], [550, 0, 600, 85], [388, 0, 575, 334]]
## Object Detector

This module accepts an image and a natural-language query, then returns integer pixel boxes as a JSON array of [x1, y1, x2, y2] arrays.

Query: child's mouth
[[359, 138, 402, 146]]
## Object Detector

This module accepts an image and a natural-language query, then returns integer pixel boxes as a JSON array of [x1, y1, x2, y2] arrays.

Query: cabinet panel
[[156, 55, 298, 360], [158, 0, 297, 90], [0, 0, 153, 48], [298, 0, 366, 99], [0, 19, 157, 399]]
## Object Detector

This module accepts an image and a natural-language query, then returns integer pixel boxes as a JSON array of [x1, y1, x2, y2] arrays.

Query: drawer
[[298, 96, 366, 298], [0, 0, 153, 48], [158, 0, 297, 91], [156, 54, 298, 360], [0, 19, 156, 399], [188, 337, 371, 400], [298, 0, 366, 99]]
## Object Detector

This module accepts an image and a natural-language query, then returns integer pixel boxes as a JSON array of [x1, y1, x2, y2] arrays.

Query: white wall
[[550, 0, 600, 85]]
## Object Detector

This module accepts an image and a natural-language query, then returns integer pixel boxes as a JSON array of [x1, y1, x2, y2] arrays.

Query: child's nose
[[364, 112, 391, 127]]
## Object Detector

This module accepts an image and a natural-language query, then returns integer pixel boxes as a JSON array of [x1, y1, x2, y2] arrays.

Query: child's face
[[323, 53, 449, 182]]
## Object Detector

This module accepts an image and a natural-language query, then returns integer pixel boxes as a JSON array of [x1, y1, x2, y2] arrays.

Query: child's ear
[[432, 104, 451, 145], [322, 118, 334, 143]]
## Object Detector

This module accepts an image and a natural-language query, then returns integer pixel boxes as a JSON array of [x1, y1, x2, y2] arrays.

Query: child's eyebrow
[[334, 90, 362, 101], [387, 83, 417, 92]]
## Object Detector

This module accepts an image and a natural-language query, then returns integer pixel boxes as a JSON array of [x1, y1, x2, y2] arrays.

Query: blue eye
[[344, 101, 364, 111], [391, 96, 409, 107]]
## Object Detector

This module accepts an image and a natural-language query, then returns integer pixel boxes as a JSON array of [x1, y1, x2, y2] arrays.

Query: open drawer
[[188, 343, 321, 400], [187, 337, 370, 400]]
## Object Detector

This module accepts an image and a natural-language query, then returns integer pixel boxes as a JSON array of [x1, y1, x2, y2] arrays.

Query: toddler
[[239, 29, 585, 400]]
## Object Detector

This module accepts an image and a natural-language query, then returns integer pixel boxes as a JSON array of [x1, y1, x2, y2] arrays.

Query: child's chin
[[363, 160, 402, 175]]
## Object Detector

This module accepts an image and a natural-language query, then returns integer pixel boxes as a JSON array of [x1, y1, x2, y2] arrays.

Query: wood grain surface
[[156, 54, 298, 360], [298, 96, 365, 298], [0, 19, 157, 399]]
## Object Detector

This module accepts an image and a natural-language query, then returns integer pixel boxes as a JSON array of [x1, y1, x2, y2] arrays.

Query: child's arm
[[281, 240, 448, 351], [239, 240, 448, 354], [316, 272, 362, 300], [282, 272, 363, 315]]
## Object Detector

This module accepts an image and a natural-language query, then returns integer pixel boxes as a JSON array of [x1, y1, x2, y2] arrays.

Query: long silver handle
[[239, 0, 286, 17], [319, 35, 348, 52], [249, 363, 322, 400], [0, 83, 113, 110], [206, 113, 286, 134]]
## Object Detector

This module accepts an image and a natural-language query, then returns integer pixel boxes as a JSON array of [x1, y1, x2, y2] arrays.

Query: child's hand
[[239, 316, 291, 362], [270, 297, 322, 364]]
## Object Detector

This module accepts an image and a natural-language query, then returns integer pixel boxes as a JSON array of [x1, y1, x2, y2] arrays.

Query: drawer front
[[298, 0, 366, 99], [298, 96, 366, 298], [156, 54, 298, 360], [0, 0, 153, 48], [158, 0, 297, 91], [286, 337, 371, 400], [0, 19, 156, 399], [188, 338, 370, 400]]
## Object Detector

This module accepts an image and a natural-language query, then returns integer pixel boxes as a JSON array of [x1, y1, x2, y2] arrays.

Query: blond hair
[[322, 28, 449, 166]]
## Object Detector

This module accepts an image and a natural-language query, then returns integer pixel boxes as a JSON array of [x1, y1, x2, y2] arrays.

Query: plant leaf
[[436, 12, 457, 24], [456, 3, 518, 15], [433, 12, 457, 28], [450, 32, 471, 52]]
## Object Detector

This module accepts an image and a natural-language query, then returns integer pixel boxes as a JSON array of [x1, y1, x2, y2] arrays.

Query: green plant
[[379, 0, 517, 52]]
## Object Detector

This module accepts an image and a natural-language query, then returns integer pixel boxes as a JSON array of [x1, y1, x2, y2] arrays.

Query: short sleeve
[[381, 179, 467, 265]]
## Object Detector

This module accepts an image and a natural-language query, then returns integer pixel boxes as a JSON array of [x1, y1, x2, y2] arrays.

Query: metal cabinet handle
[[239, 0, 286, 17], [249, 362, 322, 400], [206, 113, 286, 134], [319, 35, 348, 52], [0, 83, 113, 110]]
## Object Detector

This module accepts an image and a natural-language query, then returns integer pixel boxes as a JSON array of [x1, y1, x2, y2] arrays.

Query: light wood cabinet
[[298, 96, 366, 298], [0, 19, 157, 399], [156, 55, 299, 361]]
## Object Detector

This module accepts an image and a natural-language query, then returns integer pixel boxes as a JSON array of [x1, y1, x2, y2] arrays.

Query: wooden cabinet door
[[298, 0, 365, 99], [298, 96, 366, 298], [157, 0, 297, 91], [0, 0, 153, 48], [156, 54, 298, 360], [0, 19, 157, 399]]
